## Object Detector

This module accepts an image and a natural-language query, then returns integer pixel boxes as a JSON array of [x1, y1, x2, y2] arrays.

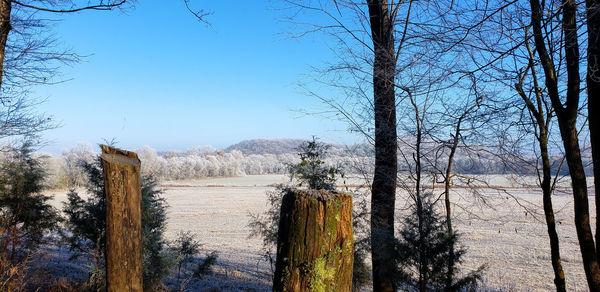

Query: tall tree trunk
[[516, 38, 567, 291], [556, 116, 600, 290], [558, 0, 600, 289], [540, 132, 567, 292], [528, 0, 600, 289], [0, 0, 11, 91], [367, 1, 397, 291], [444, 124, 459, 291], [586, 0, 600, 261], [410, 95, 425, 292]]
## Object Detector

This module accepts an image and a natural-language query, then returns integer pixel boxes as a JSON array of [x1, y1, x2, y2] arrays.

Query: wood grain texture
[[273, 189, 353, 292], [101, 145, 143, 292]]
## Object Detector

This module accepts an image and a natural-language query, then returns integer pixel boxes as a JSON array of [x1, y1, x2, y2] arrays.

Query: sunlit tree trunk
[[367, 1, 397, 291]]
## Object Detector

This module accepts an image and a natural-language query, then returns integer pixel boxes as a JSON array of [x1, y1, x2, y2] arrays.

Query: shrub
[[0, 143, 60, 291], [247, 185, 284, 273], [350, 189, 371, 291], [62, 157, 173, 290], [288, 137, 341, 191], [0, 143, 61, 290], [170, 231, 217, 291], [249, 137, 371, 290], [395, 192, 483, 291]]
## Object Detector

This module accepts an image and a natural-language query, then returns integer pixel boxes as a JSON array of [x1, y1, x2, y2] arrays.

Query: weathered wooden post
[[273, 189, 353, 292], [101, 145, 143, 292]]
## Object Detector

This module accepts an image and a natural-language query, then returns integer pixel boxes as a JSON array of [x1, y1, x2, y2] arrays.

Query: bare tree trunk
[[556, 116, 600, 290], [586, 0, 600, 261], [0, 0, 11, 91], [528, 0, 600, 288], [367, 1, 397, 291], [408, 92, 426, 292], [273, 189, 353, 292], [443, 122, 460, 290], [515, 38, 566, 291], [540, 134, 567, 292], [557, 0, 600, 289], [101, 145, 143, 292]]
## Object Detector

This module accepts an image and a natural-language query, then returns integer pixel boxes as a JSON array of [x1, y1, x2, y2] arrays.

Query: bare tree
[[514, 34, 566, 291], [282, 1, 500, 289], [446, 2, 570, 289], [422, 0, 598, 289], [366, 2, 400, 290], [436, 90, 483, 290], [0, 1, 131, 141], [277, 1, 417, 290], [527, 0, 600, 288], [586, 0, 600, 262]]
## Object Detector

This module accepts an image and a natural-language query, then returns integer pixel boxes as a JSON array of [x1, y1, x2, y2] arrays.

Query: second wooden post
[[101, 145, 143, 292], [273, 189, 353, 292]]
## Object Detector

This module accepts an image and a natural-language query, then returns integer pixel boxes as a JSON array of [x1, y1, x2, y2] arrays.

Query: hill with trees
[[37, 138, 589, 189]]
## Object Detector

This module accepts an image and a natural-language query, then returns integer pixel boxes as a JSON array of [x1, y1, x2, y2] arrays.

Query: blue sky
[[32, 0, 360, 153]]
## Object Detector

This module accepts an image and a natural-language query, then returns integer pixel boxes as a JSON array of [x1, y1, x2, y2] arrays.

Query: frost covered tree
[[61, 143, 95, 188]]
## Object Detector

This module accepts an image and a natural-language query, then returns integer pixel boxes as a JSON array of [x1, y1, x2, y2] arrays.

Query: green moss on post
[[273, 189, 353, 292]]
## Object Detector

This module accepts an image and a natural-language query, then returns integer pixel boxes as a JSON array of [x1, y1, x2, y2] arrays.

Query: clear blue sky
[[33, 0, 359, 153]]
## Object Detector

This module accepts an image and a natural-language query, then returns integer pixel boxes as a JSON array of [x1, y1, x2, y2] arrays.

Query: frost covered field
[[47, 174, 591, 291]]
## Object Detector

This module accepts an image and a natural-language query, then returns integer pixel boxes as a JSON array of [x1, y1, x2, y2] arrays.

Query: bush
[[0, 143, 61, 290], [288, 137, 341, 191], [63, 151, 218, 291], [62, 156, 173, 290], [247, 185, 285, 273], [249, 137, 371, 290], [170, 231, 217, 291], [395, 192, 483, 291]]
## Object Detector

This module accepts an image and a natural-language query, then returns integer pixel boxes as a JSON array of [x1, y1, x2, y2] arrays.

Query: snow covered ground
[[44, 174, 591, 291]]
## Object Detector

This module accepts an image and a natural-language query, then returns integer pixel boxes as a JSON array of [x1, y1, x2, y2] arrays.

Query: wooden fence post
[[101, 145, 143, 292], [273, 189, 353, 292]]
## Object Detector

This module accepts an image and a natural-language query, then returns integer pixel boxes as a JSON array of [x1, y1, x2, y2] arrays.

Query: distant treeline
[[39, 139, 588, 189]]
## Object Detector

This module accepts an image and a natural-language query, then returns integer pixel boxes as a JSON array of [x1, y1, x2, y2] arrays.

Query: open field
[[46, 174, 592, 291]]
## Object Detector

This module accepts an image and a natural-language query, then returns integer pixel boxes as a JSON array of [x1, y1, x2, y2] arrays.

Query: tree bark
[[586, 0, 600, 261], [556, 116, 600, 290], [528, 0, 600, 289], [273, 189, 353, 292], [515, 40, 566, 291], [443, 121, 460, 291], [0, 0, 11, 91], [367, 1, 397, 291], [101, 145, 143, 292], [540, 132, 567, 292]]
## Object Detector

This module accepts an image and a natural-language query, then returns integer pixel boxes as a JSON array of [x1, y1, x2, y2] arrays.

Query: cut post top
[[100, 144, 141, 167], [285, 188, 352, 201]]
